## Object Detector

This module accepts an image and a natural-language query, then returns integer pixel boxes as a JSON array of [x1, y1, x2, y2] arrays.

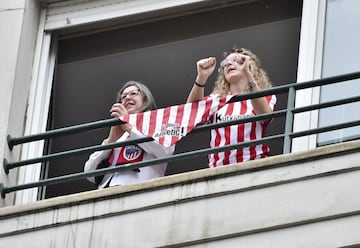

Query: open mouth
[[226, 67, 236, 74], [124, 102, 135, 109]]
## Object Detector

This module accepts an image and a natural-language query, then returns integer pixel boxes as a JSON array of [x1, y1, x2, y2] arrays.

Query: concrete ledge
[[0, 140, 359, 247], [1, 139, 360, 216]]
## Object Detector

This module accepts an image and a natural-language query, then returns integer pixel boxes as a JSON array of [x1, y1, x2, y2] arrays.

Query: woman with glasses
[[84, 81, 175, 189], [187, 47, 277, 167]]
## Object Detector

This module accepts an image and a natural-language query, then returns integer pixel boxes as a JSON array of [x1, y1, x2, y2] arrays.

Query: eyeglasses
[[220, 55, 241, 68], [120, 90, 141, 101], [220, 54, 248, 68]]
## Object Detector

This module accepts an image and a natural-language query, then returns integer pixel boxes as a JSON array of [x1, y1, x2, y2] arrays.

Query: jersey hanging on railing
[[120, 96, 231, 147]]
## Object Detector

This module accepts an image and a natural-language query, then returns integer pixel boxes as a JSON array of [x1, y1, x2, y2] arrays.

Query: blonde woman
[[187, 48, 277, 167]]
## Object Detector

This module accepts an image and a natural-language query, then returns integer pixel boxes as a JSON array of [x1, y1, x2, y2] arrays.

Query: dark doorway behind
[[44, 0, 302, 198]]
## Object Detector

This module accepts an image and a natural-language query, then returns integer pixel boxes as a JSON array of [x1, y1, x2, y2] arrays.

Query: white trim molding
[[45, 0, 209, 31], [15, 10, 57, 204], [292, 0, 326, 152]]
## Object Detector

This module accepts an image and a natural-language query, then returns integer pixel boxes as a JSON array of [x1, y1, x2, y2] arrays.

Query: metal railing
[[1, 71, 360, 198]]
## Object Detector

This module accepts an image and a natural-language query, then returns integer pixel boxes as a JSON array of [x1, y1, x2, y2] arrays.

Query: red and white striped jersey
[[207, 94, 277, 167]]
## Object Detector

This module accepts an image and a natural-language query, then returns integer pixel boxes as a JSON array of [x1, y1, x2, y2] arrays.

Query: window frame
[[18, 0, 320, 204], [292, 0, 326, 152]]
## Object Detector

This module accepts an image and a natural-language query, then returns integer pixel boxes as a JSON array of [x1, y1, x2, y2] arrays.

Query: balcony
[[1, 72, 360, 247]]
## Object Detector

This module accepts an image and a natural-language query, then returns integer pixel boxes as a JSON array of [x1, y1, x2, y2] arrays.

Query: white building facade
[[0, 0, 360, 246]]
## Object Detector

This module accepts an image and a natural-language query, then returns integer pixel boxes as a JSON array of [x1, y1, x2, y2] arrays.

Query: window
[[317, 0, 360, 146], [32, 0, 302, 198]]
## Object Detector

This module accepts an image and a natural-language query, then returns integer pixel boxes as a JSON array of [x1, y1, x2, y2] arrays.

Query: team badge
[[123, 145, 143, 161]]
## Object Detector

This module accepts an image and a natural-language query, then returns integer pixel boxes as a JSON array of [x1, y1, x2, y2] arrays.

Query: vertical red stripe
[[147, 109, 158, 137], [122, 115, 129, 123], [136, 111, 144, 133], [261, 121, 270, 157], [249, 121, 257, 160], [200, 98, 213, 124], [201, 96, 227, 124], [218, 96, 228, 112], [158, 106, 171, 145], [212, 128, 221, 167], [175, 104, 185, 126], [236, 101, 247, 163], [266, 95, 273, 105], [222, 103, 234, 165], [108, 149, 115, 164], [172, 104, 185, 145], [188, 101, 199, 132], [260, 95, 275, 156]]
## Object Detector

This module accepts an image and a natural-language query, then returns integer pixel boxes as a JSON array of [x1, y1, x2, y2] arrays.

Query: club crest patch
[[123, 145, 143, 161]]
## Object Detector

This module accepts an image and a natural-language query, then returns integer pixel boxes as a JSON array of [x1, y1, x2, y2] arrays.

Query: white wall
[[0, 0, 40, 206]]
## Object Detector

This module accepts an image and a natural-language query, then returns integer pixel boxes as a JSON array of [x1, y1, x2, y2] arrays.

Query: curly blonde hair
[[213, 47, 272, 96]]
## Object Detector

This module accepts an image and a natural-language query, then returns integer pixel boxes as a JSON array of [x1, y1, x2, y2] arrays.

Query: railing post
[[3, 159, 9, 174], [283, 86, 296, 153], [7, 135, 14, 151], [0, 183, 5, 199]]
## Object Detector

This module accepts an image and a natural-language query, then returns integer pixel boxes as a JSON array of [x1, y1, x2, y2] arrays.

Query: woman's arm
[[248, 83, 274, 114], [242, 56, 274, 115], [187, 57, 217, 103], [83, 140, 112, 183]]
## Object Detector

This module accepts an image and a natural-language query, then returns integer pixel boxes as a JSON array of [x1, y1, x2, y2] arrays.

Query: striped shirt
[[207, 94, 277, 167]]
